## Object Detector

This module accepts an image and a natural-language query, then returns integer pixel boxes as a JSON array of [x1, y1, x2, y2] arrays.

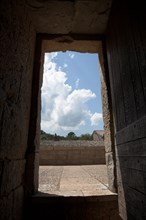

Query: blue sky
[[41, 51, 103, 136]]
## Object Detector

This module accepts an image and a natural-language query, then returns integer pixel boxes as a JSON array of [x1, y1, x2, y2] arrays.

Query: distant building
[[92, 130, 104, 141]]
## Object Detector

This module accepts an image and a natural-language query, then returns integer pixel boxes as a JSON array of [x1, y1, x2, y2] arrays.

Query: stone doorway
[[34, 42, 116, 196], [25, 37, 119, 219], [27, 34, 117, 197]]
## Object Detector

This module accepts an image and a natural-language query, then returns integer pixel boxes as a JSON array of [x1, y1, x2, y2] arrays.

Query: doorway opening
[[38, 51, 110, 196]]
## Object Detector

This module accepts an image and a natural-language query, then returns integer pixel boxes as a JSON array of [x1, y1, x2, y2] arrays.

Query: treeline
[[41, 130, 93, 141]]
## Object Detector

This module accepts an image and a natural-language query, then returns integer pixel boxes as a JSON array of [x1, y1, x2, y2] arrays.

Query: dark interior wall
[[106, 0, 146, 219], [0, 0, 35, 219]]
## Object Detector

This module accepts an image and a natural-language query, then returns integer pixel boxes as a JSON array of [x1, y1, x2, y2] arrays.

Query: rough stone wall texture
[[98, 44, 117, 193], [27, 0, 112, 34], [0, 0, 35, 219], [39, 141, 105, 165], [106, 1, 146, 219], [0, 0, 122, 219]]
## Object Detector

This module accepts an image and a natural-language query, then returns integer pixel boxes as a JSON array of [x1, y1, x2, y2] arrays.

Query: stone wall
[[0, 0, 35, 219], [0, 1, 119, 218], [98, 43, 117, 193], [3, 0, 146, 219], [39, 141, 105, 165], [106, 1, 146, 219]]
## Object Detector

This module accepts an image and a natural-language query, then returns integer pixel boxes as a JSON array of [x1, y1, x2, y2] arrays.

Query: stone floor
[[39, 165, 115, 196]]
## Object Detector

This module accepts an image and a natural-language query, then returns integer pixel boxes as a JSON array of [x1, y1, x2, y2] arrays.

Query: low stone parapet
[[39, 140, 105, 165]]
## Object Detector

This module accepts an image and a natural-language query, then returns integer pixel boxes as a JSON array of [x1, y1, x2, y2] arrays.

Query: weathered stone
[[0, 160, 25, 196], [27, 0, 112, 34], [0, 161, 4, 183], [0, 0, 145, 219], [13, 186, 24, 220], [106, 152, 116, 192], [97, 42, 117, 193], [42, 38, 101, 54], [0, 193, 13, 220], [25, 153, 39, 195], [0, 0, 35, 160], [39, 141, 105, 165]]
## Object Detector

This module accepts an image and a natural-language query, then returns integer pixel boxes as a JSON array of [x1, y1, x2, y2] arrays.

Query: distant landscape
[[41, 130, 93, 141]]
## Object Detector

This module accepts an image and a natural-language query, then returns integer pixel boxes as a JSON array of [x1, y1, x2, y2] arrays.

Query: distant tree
[[41, 130, 46, 135], [40, 130, 68, 141], [59, 135, 66, 140], [40, 130, 55, 140], [54, 133, 60, 141], [40, 130, 48, 140], [79, 133, 93, 140], [66, 132, 77, 140], [41, 130, 93, 141]]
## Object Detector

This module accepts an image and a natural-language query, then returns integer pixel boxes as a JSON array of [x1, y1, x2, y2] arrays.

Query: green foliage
[[40, 130, 93, 141], [66, 132, 78, 140], [79, 133, 93, 140], [40, 130, 55, 140], [40, 130, 65, 141]]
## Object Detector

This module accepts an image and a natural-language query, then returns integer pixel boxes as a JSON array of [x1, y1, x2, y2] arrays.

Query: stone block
[[25, 152, 39, 194], [13, 186, 24, 220], [105, 142, 113, 153], [0, 193, 13, 220], [106, 152, 116, 192], [0, 160, 4, 183], [106, 152, 114, 166], [0, 160, 25, 196], [39, 141, 106, 165]]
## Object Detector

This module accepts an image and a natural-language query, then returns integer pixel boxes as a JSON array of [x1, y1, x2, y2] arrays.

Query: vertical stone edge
[[98, 41, 117, 193]]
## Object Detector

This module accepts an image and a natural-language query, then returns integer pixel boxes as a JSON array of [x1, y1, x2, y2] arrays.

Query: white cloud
[[90, 112, 103, 126], [69, 53, 75, 59], [63, 63, 68, 68], [75, 78, 80, 88], [41, 53, 102, 135], [44, 52, 58, 63]]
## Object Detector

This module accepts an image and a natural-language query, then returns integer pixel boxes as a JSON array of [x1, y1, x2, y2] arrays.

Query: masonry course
[[1, 0, 145, 219], [39, 140, 106, 165]]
